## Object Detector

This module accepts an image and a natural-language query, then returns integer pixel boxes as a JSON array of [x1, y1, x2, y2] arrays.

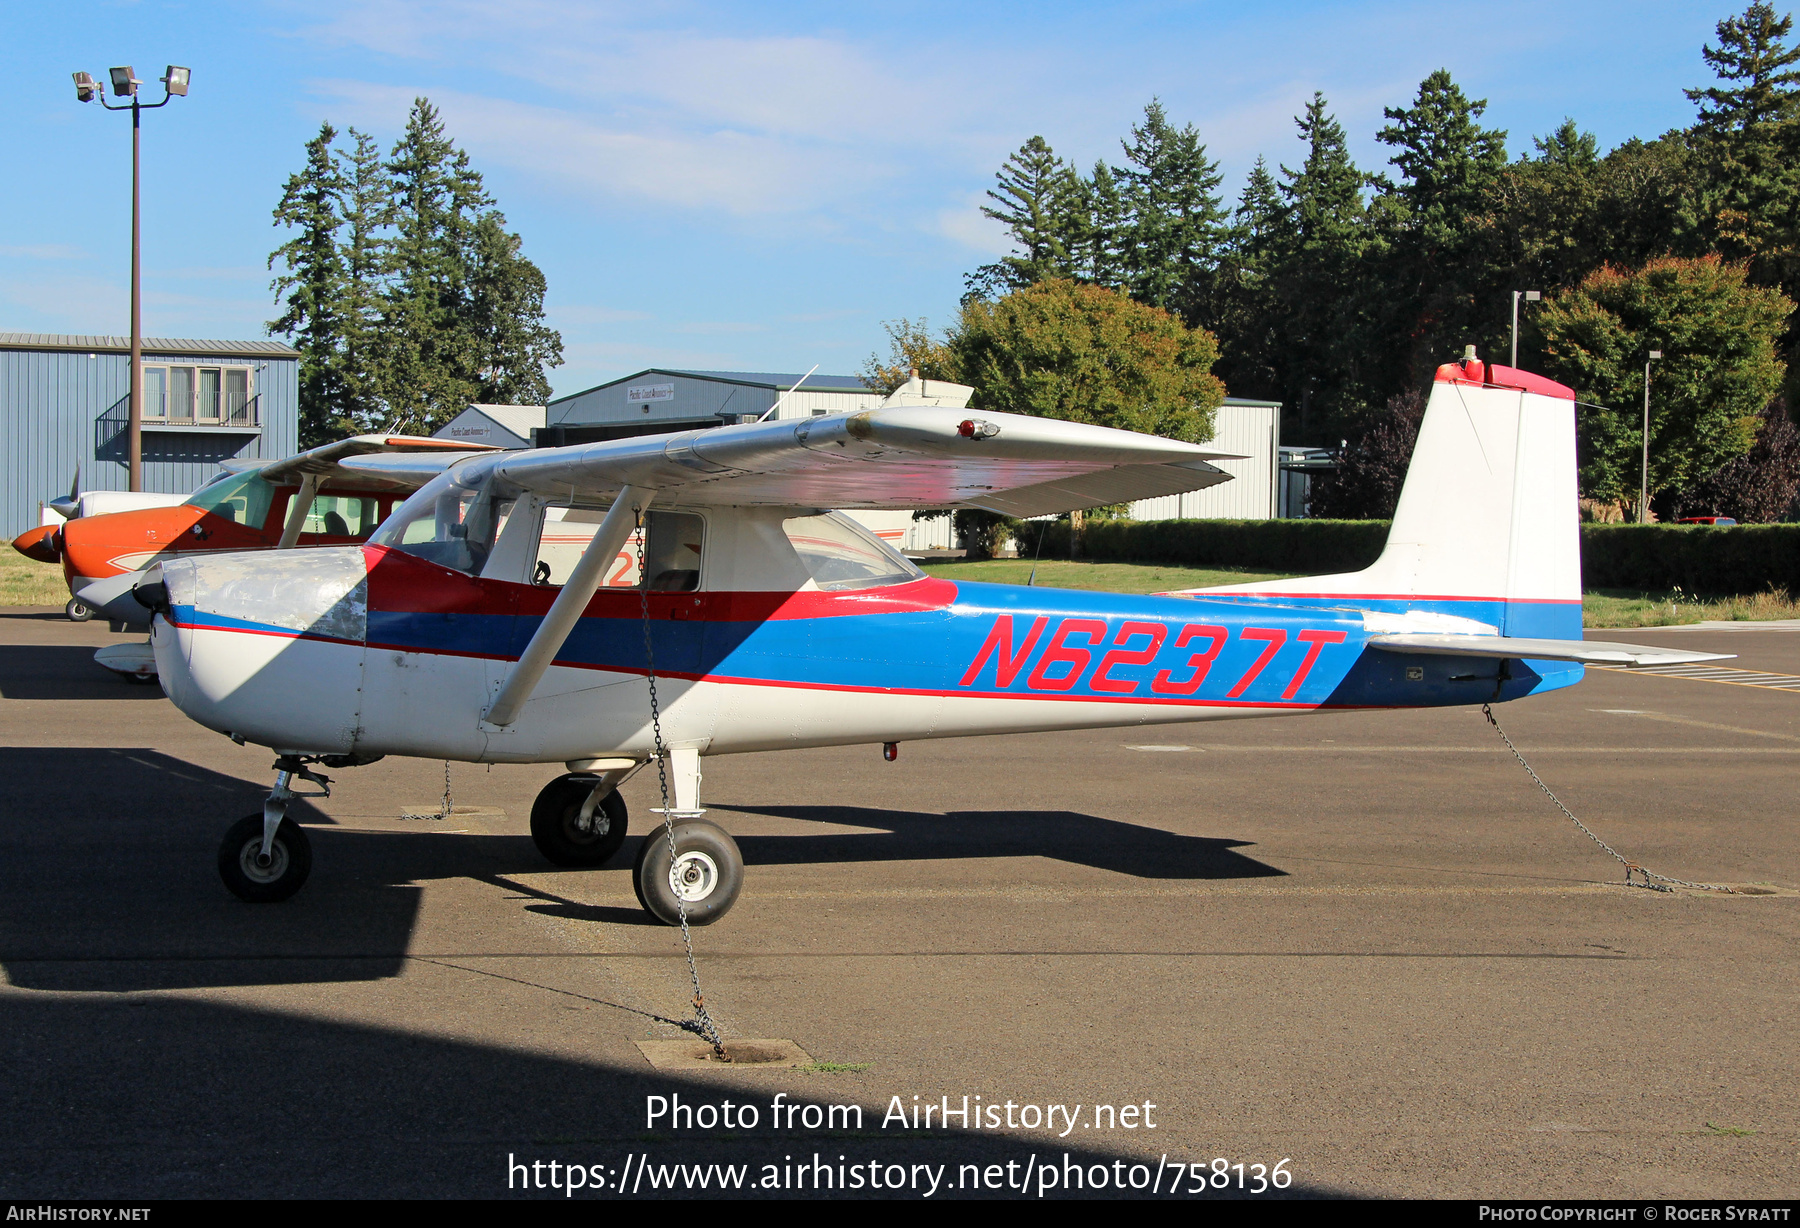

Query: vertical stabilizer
[[1184, 357, 1582, 639]]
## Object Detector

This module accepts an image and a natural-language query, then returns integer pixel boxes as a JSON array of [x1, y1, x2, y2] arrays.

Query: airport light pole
[[1510, 289, 1540, 369], [1641, 349, 1663, 524], [71, 65, 190, 492]]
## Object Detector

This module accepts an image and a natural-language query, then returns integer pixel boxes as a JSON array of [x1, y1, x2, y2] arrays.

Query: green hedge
[[1579, 523, 1800, 595], [1028, 517, 1800, 595], [1025, 518, 1390, 574]]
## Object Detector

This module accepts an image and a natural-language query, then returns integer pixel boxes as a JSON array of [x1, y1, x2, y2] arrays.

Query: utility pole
[[72, 65, 189, 492], [1510, 289, 1540, 369], [1641, 350, 1663, 523]]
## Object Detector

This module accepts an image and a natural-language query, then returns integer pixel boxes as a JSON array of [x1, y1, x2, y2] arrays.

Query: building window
[[143, 364, 256, 426], [169, 366, 195, 423], [144, 367, 167, 419]]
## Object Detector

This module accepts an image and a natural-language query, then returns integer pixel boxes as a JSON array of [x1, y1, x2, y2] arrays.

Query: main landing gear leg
[[217, 757, 329, 903]]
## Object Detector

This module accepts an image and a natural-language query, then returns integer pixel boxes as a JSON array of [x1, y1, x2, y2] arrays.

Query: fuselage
[[150, 528, 1583, 765], [15, 472, 403, 597]]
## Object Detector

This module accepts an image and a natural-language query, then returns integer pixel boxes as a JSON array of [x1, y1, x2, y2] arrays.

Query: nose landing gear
[[217, 757, 331, 903]]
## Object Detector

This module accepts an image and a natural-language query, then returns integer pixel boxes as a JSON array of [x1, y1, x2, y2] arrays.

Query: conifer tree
[[1208, 158, 1283, 404], [465, 211, 563, 405], [1535, 117, 1600, 167], [1114, 100, 1226, 320], [268, 123, 349, 447], [1686, 4, 1800, 288], [965, 136, 1083, 300], [332, 128, 391, 436], [1077, 161, 1130, 290], [1373, 69, 1510, 388], [269, 98, 564, 441], [1275, 92, 1379, 440], [380, 98, 494, 433]]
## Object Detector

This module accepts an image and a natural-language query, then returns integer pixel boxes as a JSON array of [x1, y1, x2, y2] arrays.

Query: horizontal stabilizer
[[1368, 634, 1733, 668]]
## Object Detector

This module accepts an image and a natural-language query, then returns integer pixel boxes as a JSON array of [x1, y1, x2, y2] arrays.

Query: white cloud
[[934, 190, 1010, 255], [0, 244, 90, 261], [549, 304, 654, 326], [306, 79, 900, 215]]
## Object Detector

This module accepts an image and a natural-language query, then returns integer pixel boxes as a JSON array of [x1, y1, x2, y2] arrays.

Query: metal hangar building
[[0, 332, 299, 538]]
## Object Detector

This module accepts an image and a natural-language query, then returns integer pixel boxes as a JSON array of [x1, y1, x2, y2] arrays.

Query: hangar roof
[[0, 333, 300, 359]]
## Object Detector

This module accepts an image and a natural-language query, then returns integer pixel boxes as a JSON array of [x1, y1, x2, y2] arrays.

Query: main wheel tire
[[633, 818, 743, 926], [529, 775, 629, 866], [217, 813, 313, 903], [65, 597, 94, 622]]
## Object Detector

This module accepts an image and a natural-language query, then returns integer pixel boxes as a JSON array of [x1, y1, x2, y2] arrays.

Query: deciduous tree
[[1535, 255, 1791, 508]]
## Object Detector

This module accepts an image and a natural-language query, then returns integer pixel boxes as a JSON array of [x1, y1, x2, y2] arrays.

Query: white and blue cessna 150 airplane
[[135, 354, 1726, 922]]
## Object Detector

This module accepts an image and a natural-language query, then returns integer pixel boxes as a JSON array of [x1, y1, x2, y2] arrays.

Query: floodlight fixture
[[1649, 349, 1663, 360], [108, 66, 139, 96], [1525, 290, 1541, 302], [162, 65, 189, 96], [72, 71, 99, 103]]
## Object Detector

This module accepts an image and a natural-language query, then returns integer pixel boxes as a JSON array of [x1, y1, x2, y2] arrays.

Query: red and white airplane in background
[[12, 436, 495, 678], [133, 355, 1727, 923]]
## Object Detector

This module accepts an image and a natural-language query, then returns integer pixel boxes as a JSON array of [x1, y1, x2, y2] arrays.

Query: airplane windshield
[[371, 463, 515, 575], [783, 512, 922, 590], [182, 470, 277, 528]]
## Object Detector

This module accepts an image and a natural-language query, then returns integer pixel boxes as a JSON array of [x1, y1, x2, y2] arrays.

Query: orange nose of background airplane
[[11, 524, 61, 563]]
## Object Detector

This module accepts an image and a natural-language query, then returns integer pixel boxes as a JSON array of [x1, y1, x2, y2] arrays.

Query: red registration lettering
[[1225, 627, 1286, 699], [1150, 624, 1229, 695], [1025, 618, 1108, 691], [959, 615, 1050, 688], [1090, 621, 1169, 693], [1282, 629, 1348, 700]]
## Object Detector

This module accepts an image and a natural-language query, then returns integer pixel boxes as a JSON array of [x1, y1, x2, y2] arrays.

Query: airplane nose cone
[[11, 524, 61, 563]]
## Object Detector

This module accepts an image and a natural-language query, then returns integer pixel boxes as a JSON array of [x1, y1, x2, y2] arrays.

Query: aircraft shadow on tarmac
[[0, 643, 167, 700], [0, 991, 1350, 1199], [714, 805, 1285, 882], [0, 748, 1281, 995]]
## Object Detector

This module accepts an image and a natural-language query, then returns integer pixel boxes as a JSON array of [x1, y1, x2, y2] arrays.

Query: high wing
[[258, 434, 499, 495], [1369, 634, 1732, 668], [339, 408, 1242, 515]]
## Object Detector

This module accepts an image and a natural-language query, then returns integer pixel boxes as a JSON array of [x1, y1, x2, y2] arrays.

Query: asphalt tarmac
[[0, 608, 1794, 1200]]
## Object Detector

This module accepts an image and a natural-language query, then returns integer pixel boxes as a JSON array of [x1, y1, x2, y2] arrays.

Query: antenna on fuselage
[[758, 364, 819, 422]]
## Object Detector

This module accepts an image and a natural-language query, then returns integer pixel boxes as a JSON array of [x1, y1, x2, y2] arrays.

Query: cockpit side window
[[782, 512, 923, 590], [370, 463, 516, 575], [182, 469, 277, 528], [531, 507, 704, 591]]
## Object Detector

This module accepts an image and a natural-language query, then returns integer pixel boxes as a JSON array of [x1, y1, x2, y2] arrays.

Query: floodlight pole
[[1509, 289, 1540, 370], [128, 99, 141, 491], [83, 68, 185, 492], [1641, 350, 1663, 524]]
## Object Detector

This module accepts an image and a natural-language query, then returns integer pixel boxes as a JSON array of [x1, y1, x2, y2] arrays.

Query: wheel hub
[[668, 850, 719, 903], [238, 838, 289, 885]]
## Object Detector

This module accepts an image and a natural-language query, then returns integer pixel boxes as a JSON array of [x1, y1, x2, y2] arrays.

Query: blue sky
[[0, 1, 1741, 400]]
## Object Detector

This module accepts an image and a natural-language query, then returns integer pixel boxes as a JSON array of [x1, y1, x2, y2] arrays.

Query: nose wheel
[[217, 757, 332, 903], [633, 818, 743, 926], [217, 813, 313, 902]]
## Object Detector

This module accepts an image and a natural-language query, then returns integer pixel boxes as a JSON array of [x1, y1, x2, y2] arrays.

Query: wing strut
[[484, 485, 654, 728], [275, 475, 321, 549]]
